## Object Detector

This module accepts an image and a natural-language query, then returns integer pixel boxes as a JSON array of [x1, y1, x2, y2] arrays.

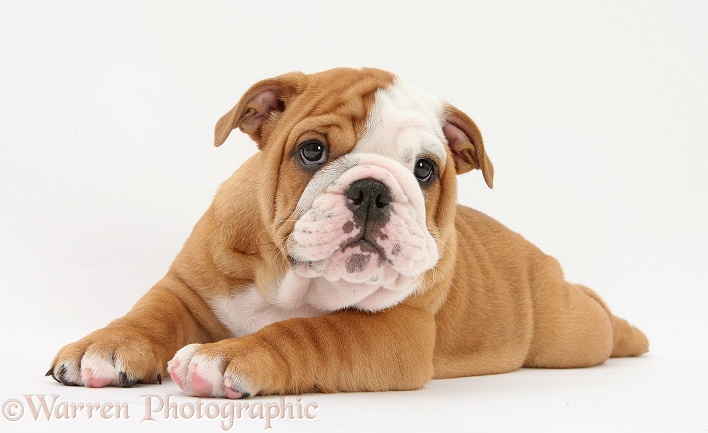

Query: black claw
[[156, 373, 162, 385], [118, 371, 139, 388], [46, 366, 61, 383], [241, 392, 251, 398]]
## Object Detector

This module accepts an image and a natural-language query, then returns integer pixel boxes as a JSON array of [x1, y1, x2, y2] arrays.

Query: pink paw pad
[[189, 364, 214, 397], [82, 369, 112, 388], [223, 378, 246, 399]]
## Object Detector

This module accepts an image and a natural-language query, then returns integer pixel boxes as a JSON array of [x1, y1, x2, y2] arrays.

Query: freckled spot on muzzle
[[391, 244, 402, 256], [345, 254, 371, 273], [343, 221, 354, 234]]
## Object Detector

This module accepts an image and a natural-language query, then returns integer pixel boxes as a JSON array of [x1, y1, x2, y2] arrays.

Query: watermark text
[[2, 394, 318, 430]]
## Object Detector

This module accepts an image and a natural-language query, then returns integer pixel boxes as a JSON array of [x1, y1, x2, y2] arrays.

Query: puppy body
[[49, 68, 648, 396]]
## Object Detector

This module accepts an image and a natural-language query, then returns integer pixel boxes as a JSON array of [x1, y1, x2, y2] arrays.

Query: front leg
[[168, 304, 436, 398], [48, 273, 221, 388]]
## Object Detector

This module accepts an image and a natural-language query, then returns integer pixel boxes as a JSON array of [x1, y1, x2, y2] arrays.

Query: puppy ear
[[214, 72, 307, 148], [442, 104, 494, 188]]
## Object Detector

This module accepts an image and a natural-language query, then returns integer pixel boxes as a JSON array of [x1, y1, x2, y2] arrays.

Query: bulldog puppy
[[48, 67, 649, 398]]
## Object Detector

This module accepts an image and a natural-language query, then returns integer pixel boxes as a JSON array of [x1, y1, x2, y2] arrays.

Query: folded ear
[[214, 71, 307, 148], [442, 104, 494, 188]]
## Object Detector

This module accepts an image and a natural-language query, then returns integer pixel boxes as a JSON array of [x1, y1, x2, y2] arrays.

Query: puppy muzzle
[[280, 154, 439, 312]]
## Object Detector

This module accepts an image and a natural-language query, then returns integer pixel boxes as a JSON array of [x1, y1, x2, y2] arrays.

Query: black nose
[[346, 178, 391, 223]]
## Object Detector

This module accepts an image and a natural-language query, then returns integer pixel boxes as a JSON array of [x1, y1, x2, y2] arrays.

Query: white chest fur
[[210, 285, 324, 337]]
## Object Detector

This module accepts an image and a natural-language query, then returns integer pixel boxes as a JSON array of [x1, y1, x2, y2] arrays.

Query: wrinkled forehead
[[354, 77, 448, 164]]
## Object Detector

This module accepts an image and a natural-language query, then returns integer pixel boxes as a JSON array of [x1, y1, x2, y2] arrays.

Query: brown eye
[[414, 158, 435, 183], [299, 140, 327, 165]]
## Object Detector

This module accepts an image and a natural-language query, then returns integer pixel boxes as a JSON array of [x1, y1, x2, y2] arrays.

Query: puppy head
[[216, 68, 493, 312]]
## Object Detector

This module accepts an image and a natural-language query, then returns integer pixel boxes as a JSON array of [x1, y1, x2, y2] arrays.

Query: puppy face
[[215, 68, 493, 312], [284, 78, 457, 313]]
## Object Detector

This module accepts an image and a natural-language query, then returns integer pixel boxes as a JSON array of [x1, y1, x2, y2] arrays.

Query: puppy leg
[[578, 285, 649, 358], [167, 305, 436, 398], [525, 281, 614, 368], [48, 274, 217, 388], [524, 262, 649, 368]]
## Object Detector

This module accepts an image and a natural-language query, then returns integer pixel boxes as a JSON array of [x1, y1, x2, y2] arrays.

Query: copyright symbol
[[2, 399, 24, 421]]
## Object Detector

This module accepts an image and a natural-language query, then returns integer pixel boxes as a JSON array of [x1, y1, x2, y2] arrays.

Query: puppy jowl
[[49, 67, 648, 398]]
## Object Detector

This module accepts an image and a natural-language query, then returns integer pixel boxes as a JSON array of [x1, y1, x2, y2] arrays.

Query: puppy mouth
[[340, 237, 387, 261], [288, 238, 387, 269]]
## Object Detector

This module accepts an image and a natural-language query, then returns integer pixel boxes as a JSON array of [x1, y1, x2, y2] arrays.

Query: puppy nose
[[346, 178, 391, 223]]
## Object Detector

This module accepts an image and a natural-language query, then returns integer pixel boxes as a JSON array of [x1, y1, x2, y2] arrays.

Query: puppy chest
[[209, 287, 323, 337]]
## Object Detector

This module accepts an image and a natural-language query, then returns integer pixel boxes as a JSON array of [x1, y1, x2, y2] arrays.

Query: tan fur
[[49, 68, 648, 394]]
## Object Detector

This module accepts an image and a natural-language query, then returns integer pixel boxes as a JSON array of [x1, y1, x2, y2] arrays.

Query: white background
[[1, 0, 706, 432]]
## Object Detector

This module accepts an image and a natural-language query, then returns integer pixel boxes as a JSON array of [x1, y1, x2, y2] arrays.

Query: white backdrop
[[1, 1, 706, 432]]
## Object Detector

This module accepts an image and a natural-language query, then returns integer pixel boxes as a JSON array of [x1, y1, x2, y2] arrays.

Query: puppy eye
[[299, 140, 328, 165], [413, 158, 435, 183]]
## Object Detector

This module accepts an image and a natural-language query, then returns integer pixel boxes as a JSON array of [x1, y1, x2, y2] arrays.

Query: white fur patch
[[210, 286, 324, 337], [80, 353, 120, 387], [354, 77, 447, 163]]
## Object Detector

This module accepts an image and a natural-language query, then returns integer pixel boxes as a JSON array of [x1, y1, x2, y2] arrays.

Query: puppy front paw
[[168, 341, 263, 399], [48, 328, 163, 388]]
